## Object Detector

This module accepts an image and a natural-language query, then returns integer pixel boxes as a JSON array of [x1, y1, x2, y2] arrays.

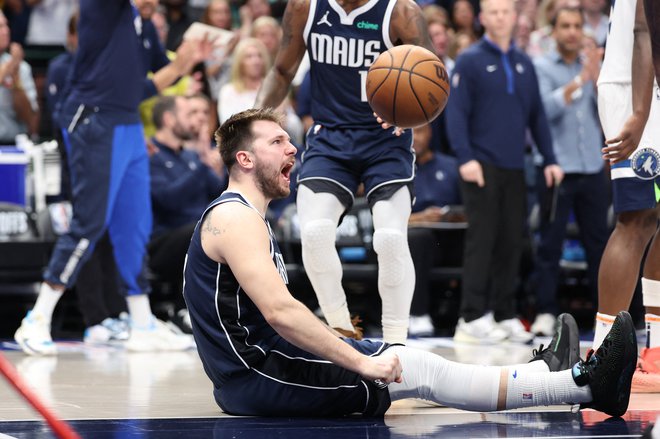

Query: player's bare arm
[[201, 202, 402, 384], [254, 0, 309, 109], [603, 0, 654, 163], [389, 0, 434, 53]]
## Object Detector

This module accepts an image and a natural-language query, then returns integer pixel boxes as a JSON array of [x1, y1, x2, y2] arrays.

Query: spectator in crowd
[[422, 3, 451, 26], [515, 12, 534, 53], [218, 37, 302, 143], [13, 0, 211, 356], [581, 0, 608, 47], [202, 0, 240, 104], [0, 10, 37, 144], [446, 0, 563, 345], [218, 38, 269, 124], [136, 0, 204, 139], [408, 124, 463, 337], [250, 16, 281, 66], [528, 0, 580, 58], [24, 0, 77, 47], [530, 6, 609, 336], [452, 0, 481, 40], [186, 92, 224, 177], [2, 0, 30, 45], [148, 95, 225, 328], [427, 17, 456, 153], [239, 0, 271, 37], [162, 0, 193, 51]]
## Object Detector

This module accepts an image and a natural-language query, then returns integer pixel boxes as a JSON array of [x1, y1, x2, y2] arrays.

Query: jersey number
[[359, 70, 368, 102]]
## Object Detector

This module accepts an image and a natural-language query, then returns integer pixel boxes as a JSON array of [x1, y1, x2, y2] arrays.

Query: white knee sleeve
[[373, 228, 415, 343], [301, 219, 338, 273], [642, 277, 660, 307], [373, 228, 408, 286]]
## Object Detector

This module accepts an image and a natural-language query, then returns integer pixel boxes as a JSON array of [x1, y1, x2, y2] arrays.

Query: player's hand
[[459, 160, 485, 187], [543, 164, 564, 187], [358, 351, 402, 385], [602, 114, 646, 163], [373, 112, 405, 136]]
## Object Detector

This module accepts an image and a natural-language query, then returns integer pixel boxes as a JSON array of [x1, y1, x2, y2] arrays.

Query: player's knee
[[373, 228, 408, 286], [616, 209, 657, 241], [301, 219, 337, 271]]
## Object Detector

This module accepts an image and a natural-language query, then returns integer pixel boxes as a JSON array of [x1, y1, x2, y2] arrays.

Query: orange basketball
[[366, 45, 450, 129]]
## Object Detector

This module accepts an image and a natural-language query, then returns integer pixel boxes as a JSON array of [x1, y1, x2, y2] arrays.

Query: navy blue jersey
[[66, 0, 143, 119], [304, 0, 397, 128], [183, 192, 288, 387]]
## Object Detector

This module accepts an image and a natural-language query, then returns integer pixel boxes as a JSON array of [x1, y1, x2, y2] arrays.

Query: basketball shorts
[[598, 82, 660, 213], [214, 338, 394, 417], [299, 124, 415, 209]]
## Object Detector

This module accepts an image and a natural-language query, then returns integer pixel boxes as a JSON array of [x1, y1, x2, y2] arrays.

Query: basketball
[[366, 45, 450, 129]]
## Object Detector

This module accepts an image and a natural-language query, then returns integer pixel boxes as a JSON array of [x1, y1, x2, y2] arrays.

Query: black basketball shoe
[[530, 313, 580, 372], [571, 311, 637, 418]]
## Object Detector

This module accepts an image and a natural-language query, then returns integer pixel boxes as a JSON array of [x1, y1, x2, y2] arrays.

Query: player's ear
[[235, 150, 255, 169]]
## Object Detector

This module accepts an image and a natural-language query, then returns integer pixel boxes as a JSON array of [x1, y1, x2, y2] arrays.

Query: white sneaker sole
[[14, 327, 57, 356]]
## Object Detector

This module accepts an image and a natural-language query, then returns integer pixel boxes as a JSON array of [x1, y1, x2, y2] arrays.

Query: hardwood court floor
[[0, 337, 658, 438]]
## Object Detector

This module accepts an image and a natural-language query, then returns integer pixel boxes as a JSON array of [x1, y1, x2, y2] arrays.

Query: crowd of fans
[[0, 0, 615, 340]]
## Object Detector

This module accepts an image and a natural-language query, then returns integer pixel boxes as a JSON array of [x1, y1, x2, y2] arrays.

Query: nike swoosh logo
[[512, 370, 518, 378]]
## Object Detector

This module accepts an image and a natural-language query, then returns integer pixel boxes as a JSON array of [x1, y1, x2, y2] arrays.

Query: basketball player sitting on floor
[[183, 108, 637, 418]]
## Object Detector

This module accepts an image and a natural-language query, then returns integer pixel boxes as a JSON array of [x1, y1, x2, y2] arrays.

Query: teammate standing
[[254, 0, 433, 344], [596, 0, 660, 391]]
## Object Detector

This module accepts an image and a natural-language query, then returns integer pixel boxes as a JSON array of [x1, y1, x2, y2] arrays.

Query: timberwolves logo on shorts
[[631, 148, 660, 180]]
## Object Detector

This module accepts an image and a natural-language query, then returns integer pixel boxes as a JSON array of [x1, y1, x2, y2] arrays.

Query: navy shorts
[[214, 338, 393, 417], [299, 125, 415, 208], [610, 160, 660, 213]]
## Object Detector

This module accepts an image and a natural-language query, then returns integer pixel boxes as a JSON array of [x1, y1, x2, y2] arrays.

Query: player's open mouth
[[281, 162, 294, 181]]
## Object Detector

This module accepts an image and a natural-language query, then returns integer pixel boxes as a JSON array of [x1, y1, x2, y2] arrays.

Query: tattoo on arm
[[201, 213, 222, 242]]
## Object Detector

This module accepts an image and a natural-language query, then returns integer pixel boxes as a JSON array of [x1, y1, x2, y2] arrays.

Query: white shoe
[[497, 318, 535, 344], [126, 318, 195, 352], [14, 311, 57, 356], [84, 317, 130, 345], [530, 313, 556, 336], [453, 313, 508, 345], [409, 314, 435, 337]]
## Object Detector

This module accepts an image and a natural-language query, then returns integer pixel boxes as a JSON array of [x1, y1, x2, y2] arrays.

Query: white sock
[[126, 295, 153, 328], [592, 312, 615, 351], [646, 313, 660, 348], [387, 346, 590, 411], [504, 368, 591, 409], [31, 283, 64, 323]]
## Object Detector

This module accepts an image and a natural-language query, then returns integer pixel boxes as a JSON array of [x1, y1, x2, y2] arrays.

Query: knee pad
[[373, 228, 408, 286], [300, 219, 337, 272], [642, 277, 660, 307]]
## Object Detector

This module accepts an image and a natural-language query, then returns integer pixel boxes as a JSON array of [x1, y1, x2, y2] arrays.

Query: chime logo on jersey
[[309, 33, 381, 67], [631, 148, 660, 180]]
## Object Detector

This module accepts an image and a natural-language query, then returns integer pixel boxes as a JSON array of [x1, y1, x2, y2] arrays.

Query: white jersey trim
[[328, 0, 379, 25], [382, 0, 396, 49], [303, 0, 317, 44], [251, 367, 362, 390]]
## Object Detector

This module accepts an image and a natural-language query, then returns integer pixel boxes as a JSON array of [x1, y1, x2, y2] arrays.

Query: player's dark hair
[[550, 6, 583, 28], [215, 108, 283, 171]]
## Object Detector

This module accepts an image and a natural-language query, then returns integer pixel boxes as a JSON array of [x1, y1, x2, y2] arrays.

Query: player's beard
[[255, 161, 290, 200]]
